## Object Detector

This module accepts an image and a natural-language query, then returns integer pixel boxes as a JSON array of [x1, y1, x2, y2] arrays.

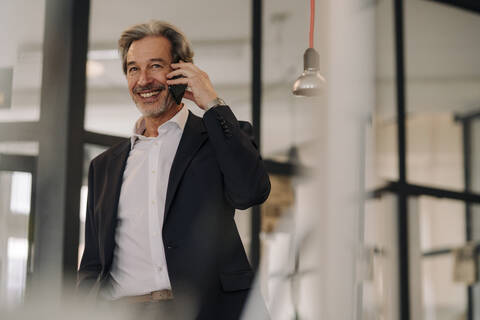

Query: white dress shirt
[[107, 106, 188, 299]]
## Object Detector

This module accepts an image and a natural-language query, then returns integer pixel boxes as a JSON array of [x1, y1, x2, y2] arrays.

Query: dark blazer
[[77, 105, 270, 319]]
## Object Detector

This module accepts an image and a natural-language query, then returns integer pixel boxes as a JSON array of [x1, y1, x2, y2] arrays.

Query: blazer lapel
[[101, 140, 130, 269], [164, 111, 207, 222]]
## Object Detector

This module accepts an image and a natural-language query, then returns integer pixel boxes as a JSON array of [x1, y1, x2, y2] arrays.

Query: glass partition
[[374, 0, 399, 184], [362, 194, 400, 320], [422, 254, 467, 320], [0, 169, 33, 308], [0, 0, 45, 123], [404, 0, 480, 191]]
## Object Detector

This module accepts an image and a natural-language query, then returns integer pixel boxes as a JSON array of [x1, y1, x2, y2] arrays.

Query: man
[[77, 20, 270, 319]]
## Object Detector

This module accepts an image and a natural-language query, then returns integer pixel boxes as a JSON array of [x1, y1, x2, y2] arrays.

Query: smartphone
[[168, 75, 187, 105]]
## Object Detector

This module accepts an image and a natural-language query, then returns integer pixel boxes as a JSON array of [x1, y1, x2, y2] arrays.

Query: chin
[[136, 102, 168, 117]]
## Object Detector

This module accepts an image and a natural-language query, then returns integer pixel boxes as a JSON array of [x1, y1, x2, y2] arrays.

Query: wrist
[[204, 97, 227, 111]]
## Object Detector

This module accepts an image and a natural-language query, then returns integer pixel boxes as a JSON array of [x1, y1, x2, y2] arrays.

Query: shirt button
[[152, 170, 156, 174]]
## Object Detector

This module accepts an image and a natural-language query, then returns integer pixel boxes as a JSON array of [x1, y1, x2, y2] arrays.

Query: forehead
[[126, 36, 172, 63]]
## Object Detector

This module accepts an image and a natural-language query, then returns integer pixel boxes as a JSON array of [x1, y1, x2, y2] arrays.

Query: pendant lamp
[[292, 0, 325, 96]]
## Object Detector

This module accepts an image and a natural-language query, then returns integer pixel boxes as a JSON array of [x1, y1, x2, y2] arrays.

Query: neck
[[144, 103, 183, 137]]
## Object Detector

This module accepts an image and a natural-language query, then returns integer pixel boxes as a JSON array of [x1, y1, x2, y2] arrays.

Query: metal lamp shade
[[292, 48, 325, 97]]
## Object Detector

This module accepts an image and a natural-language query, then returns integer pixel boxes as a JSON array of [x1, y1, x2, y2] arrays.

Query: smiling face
[[126, 36, 175, 117]]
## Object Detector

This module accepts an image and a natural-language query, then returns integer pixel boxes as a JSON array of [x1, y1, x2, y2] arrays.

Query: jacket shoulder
[[90, 139, 130, 167]]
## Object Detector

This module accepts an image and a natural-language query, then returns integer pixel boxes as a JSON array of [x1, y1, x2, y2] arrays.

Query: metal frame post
[[393, 0, 410, 319], [30, 0, 90, 298], [460, 119, 473, 320], [250, 0, 262, 271]]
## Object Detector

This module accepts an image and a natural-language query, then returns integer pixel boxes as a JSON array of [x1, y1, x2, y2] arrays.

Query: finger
[[171, 61, 192, 69], [171, 61, 200, 73], [166, 69, 190, 79], [166, 77, 189, 85]]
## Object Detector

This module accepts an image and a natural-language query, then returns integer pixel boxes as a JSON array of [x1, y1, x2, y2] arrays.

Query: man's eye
[[152, 64, 163, 69], [128, 66, 138, 73]]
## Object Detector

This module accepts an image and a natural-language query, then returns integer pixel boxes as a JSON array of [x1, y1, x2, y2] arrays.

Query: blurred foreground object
[[261, 174, 295, 233]]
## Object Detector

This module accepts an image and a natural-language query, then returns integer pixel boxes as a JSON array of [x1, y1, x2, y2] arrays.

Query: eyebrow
[[126, 58, 168, 67]]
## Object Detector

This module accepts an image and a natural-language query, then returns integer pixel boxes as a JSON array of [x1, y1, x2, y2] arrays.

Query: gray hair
[[118, 20, 194, 74]]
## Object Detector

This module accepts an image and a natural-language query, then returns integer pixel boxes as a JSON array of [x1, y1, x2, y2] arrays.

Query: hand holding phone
[[167, 61, 218, 110], [168, 75, 187, 105]]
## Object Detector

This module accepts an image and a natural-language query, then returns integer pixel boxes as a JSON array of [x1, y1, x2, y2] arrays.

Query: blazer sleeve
[[202, 105, 271, 209], [77, 161, 101, 293]]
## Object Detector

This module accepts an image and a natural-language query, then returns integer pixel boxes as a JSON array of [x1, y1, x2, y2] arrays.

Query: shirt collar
[[130, 105, 188, 149]]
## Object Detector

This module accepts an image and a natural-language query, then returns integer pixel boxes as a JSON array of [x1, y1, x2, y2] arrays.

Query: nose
[[137, 69, 152, 86]]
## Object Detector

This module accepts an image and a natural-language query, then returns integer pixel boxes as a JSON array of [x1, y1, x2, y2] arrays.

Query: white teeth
[[139, 91, 160, 98]]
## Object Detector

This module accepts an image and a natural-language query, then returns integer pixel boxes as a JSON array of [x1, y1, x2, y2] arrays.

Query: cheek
[[153, 69, 170, 83], [154, 74, 168, 83], [127, 79, 137, 92]]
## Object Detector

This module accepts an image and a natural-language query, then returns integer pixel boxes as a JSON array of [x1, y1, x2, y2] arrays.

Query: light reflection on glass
[[9, 172, 31, 215], [6, 237, 28, 307]]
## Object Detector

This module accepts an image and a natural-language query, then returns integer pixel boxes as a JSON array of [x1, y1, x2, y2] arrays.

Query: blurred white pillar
[[317, 0, 375, 319]]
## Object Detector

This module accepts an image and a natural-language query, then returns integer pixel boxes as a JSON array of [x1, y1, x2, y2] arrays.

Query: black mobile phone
[[168, 75, 187, 105]]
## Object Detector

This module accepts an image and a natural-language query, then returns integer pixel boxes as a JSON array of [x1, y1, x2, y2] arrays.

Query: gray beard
[[135, 92, 175, 117]]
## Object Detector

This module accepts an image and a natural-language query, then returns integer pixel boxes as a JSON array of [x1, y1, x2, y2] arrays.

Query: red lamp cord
[[309, 0, 315, 48]]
